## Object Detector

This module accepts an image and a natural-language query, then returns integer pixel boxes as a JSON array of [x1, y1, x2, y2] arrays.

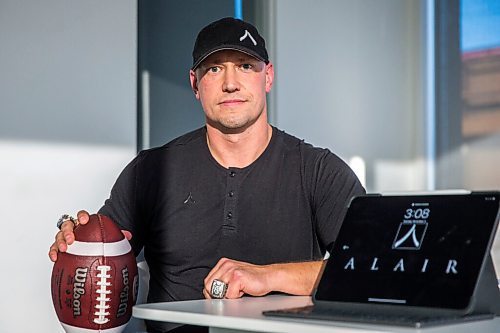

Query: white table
[[132, 295, 500, 333]]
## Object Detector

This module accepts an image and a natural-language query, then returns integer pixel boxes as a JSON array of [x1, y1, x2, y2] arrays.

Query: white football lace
[[94, 265, 112, 325]]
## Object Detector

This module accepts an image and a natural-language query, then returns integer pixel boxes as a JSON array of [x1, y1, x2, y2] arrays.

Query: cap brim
[[191, 45, 267, 70]]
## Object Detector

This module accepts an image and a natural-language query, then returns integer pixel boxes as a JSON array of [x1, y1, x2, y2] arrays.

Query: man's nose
[[222, 67, 240, 92]]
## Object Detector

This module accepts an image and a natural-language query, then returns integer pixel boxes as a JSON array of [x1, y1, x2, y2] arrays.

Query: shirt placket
[[222, 168, 239, 235]]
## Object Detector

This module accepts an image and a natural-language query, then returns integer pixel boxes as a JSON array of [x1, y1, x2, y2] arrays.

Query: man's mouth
[[219, 99, 245, 107]]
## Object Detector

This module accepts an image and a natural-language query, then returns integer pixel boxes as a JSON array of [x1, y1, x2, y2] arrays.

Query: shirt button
[[228, 191, 234, 197], [229, 171, 236, 177], [227, 212, 233, 219]]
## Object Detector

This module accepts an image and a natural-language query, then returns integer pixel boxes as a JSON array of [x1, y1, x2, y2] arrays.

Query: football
[[51, 214, 138, 333]]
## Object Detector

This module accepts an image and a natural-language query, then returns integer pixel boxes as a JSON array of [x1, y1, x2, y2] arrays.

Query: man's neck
[[206, 120, 273, 169]]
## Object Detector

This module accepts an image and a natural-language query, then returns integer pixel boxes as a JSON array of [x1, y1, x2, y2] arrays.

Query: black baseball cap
[[191, 17, 269, 70]]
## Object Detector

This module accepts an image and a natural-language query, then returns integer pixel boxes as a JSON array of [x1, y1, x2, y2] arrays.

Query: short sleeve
[[304, 148, 365, 253], [98, 152, 145, 256]]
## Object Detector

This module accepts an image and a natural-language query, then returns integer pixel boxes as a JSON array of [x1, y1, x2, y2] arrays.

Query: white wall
[[0, 1, 137, 332], [273, 0, 425, 192]]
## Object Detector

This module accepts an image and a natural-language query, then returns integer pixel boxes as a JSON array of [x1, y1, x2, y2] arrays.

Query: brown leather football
[[51, 214, 138, 333]]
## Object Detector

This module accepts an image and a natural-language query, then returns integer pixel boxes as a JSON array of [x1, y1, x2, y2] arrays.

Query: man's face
[[190, 50, 274, 133]]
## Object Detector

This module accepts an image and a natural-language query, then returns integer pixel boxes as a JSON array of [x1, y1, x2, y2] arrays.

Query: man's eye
[[240, 64, 253, 71], [208, 67, 220, 73]]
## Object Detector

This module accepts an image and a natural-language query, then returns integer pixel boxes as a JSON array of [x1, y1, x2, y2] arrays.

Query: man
[[49, 17, 365, 332]]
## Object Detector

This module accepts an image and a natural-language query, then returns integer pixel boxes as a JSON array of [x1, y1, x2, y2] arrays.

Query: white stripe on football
[[61, 322, 128, 333], [66, 238, 131, 257]]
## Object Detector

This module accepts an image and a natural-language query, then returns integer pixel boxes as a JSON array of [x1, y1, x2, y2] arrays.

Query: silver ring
[[210, 279, 228, 299], [57, 214, 78, 229]]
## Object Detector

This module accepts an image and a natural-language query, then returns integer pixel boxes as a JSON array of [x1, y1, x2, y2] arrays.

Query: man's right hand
[[48, 211, 132, 262], [48, 210, 90, 262]]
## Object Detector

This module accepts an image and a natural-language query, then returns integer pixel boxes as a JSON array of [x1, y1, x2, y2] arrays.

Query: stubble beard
[[206, 108, 264, 134], [207, 115, 252, 134]]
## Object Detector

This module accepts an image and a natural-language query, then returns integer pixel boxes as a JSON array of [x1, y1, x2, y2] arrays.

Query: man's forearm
[[266, 260, 324, 295]]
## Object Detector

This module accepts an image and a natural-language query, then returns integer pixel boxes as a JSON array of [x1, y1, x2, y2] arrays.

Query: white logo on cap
[[239, 30, 257, 46]]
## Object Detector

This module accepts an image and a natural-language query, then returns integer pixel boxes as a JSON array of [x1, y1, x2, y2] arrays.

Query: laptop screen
[[315, 192, 500, 310]]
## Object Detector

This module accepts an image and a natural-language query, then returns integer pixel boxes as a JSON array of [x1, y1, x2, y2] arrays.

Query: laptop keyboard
[[263, 305, 494, 328]]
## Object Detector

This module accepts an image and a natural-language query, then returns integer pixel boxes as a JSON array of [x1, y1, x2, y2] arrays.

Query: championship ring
[[57, 214, 77, 229], [210, 279, 228, 299]]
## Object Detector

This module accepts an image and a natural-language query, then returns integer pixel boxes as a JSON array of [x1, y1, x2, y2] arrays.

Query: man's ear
[[265, 62, 274, 93], [189, 70, 200, 99]]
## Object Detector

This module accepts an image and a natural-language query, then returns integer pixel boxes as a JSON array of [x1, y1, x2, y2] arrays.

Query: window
[[436, 0, 500, 190]]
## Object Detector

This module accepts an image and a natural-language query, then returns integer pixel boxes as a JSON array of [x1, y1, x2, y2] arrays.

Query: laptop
[[264, 191, 500, 328]]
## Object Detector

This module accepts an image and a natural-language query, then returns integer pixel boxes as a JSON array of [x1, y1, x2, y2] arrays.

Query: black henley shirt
[[99, 126, 365, 305]]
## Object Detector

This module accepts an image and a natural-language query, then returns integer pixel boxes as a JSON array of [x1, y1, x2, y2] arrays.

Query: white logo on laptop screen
[[392, 204, 430, 250], [340, 201, 459, 275]]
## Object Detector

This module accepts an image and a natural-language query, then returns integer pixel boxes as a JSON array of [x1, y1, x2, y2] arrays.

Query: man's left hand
[[203, 257, 323, 299], [203, 257, 271, 299]]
